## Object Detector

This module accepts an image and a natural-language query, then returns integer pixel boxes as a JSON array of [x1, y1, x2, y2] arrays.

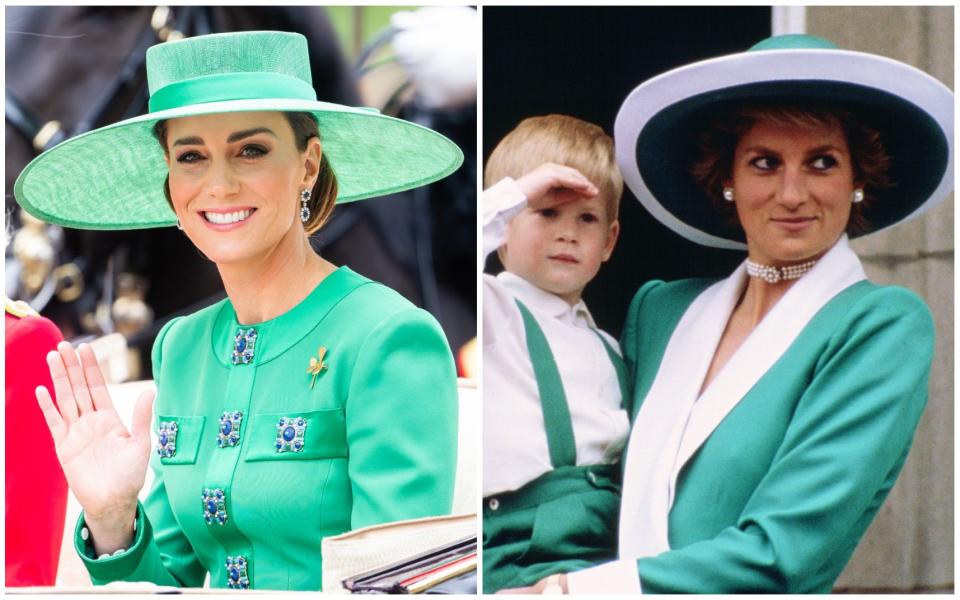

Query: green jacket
[[622, 279, 933, 593], [75, 267, 458, 590]]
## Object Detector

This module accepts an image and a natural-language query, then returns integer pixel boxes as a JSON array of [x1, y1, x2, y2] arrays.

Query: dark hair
[[690, 104, 893, 236], [153, 112, 338, 235]]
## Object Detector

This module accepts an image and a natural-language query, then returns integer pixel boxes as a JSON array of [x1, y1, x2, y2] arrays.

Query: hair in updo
[[153, 112, 337, 235], [689, 104, 892, 236]]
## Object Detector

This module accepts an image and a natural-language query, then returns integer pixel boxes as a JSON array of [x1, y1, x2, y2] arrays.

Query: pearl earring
[[300, 189, 311, 223], [722, 187, 735, 202], [852, 188, 864, 204]]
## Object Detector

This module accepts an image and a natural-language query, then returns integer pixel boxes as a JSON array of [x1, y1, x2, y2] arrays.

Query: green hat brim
[[15, 99, 464, 230], [616, 48, 954, 249]]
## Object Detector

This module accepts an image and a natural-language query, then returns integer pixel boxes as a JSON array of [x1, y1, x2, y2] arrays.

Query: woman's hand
[[35, 341, 155, 555], [515, 163, 599, 209], [498, 573, 568, 594]]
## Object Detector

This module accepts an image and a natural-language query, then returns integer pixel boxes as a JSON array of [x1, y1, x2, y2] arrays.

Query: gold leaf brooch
[[307, 346, 328, 389]]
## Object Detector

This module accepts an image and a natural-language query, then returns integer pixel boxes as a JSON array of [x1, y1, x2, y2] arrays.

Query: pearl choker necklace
[[745, 259, 817, 284]]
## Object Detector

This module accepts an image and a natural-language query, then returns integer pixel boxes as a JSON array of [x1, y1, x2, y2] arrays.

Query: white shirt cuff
[[566, 559, 642, 594], [482, 177, 528, 261]]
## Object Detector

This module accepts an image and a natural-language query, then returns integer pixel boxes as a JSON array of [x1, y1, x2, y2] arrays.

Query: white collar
[[497, 270, 597, 328], [618, 235, 867, 559]]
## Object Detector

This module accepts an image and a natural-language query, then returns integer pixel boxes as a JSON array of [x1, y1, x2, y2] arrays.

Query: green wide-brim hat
[[14, 31, 464, 230], [615, 34, 955, 250]]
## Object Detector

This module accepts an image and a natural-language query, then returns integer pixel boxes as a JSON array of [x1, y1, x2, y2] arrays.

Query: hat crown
[[749, 34, 839, 52], [146, 31, 313, 96]]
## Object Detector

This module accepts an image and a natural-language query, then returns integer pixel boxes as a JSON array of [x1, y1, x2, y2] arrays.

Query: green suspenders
[[515, 299, 630, 469], [592, 329, 631, 417]]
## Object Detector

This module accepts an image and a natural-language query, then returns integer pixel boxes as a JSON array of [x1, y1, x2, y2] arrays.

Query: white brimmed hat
[[615, 34, 954, 249]]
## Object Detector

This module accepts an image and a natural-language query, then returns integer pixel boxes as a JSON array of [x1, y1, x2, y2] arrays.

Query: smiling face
[[162, 111, 320, 265], [727, 118, 857, 265], [501, 189, 619, 305]]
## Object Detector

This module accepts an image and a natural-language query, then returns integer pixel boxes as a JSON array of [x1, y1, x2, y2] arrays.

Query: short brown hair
[[485, 114, 623, 222], [690, 104, 892, 236], [153, 112, 338, 235]]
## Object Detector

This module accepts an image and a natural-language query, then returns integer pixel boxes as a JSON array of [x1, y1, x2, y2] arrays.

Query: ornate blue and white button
[[275, 416, 307, 453], [202, 488, 228, 525], [156, 421, 178, 458], [225, 555, 250, 589], [231, 327, 258, 365], [217, 411, 243, 447]]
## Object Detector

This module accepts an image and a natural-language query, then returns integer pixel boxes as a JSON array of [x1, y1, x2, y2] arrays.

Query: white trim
[[667, 237, 866, 507], [618, 236, 867, 559], [566, 559, 642, 594], [771, 6, 806, 36], [615, 48, 955, 248]]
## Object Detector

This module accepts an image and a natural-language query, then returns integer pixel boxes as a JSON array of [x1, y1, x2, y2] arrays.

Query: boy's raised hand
[[515, 163, 599, 209]]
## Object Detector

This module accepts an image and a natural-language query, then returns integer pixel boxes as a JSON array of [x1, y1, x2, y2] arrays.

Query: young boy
[[482, 114, 629, 593]]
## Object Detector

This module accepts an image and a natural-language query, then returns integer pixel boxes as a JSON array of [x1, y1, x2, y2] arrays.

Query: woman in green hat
[[505, 34, 953, 594], [21, 31, 463, 591]]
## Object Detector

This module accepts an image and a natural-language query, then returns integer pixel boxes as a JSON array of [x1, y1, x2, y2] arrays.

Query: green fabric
[[14, 31, 463, 230], [591, 329, 630, 415], [76, 502, 150, 572], [619, 279, 934, 593], [73, 267, 458, 590], [154, 416, 205, 465], [149, 72, 317, 112], [515, 299, 576, 468], [482, 465, 620, 593], [749, 34, 838, 51]]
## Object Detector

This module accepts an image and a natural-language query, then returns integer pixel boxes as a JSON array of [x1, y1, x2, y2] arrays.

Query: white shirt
[[482, 177, 629, 497]]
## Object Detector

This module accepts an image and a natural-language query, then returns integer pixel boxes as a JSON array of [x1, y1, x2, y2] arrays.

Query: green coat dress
[[618, 277, 933, 593], [73, 266, 458, 590]]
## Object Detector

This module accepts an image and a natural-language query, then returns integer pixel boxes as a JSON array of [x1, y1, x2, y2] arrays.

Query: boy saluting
[[482, 115, 629, 593]]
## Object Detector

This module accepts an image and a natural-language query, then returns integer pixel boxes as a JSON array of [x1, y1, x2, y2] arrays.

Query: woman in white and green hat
[[20, 31, 463, 591], [506, 34, 953, 594]]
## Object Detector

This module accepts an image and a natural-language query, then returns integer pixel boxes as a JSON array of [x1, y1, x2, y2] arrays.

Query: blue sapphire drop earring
[[300, 189, 311, 223]]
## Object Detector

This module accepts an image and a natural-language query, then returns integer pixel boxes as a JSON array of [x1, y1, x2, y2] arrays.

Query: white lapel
[[618, 236, 866, 560], [617, 274, 737, 559]]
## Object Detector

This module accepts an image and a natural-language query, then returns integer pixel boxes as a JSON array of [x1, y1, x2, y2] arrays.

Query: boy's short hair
[[485, 114, 624, 222]]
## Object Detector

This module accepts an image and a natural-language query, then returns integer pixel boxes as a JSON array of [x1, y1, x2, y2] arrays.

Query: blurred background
[[484, 5, 952, 593], [6, 5, 478, 381]]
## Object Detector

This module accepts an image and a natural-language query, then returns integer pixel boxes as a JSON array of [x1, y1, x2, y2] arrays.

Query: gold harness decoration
[[4, 296, 39, 319]]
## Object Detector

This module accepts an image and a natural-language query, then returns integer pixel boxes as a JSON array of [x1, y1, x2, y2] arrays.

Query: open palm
[[36, 341, 154, 522]]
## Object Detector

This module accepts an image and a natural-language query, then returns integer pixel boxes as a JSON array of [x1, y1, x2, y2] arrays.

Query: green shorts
[[482, 464, 621, 593]]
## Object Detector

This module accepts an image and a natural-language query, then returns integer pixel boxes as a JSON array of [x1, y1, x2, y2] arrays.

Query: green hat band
[[149, 72, 317, 113]]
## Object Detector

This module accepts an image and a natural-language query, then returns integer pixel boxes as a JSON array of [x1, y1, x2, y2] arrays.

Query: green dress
[[620, 278, 934, 593], [73, 266, 458, 590]]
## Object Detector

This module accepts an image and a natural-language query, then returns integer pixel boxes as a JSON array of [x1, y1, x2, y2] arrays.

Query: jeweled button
[[225, 555, 250, 589], [202, 488, 228, 525], [217, 411, 243, 447], [156, 421, 178, 458], [275, 416, 307, 453], [232, 327, 257, 365]]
